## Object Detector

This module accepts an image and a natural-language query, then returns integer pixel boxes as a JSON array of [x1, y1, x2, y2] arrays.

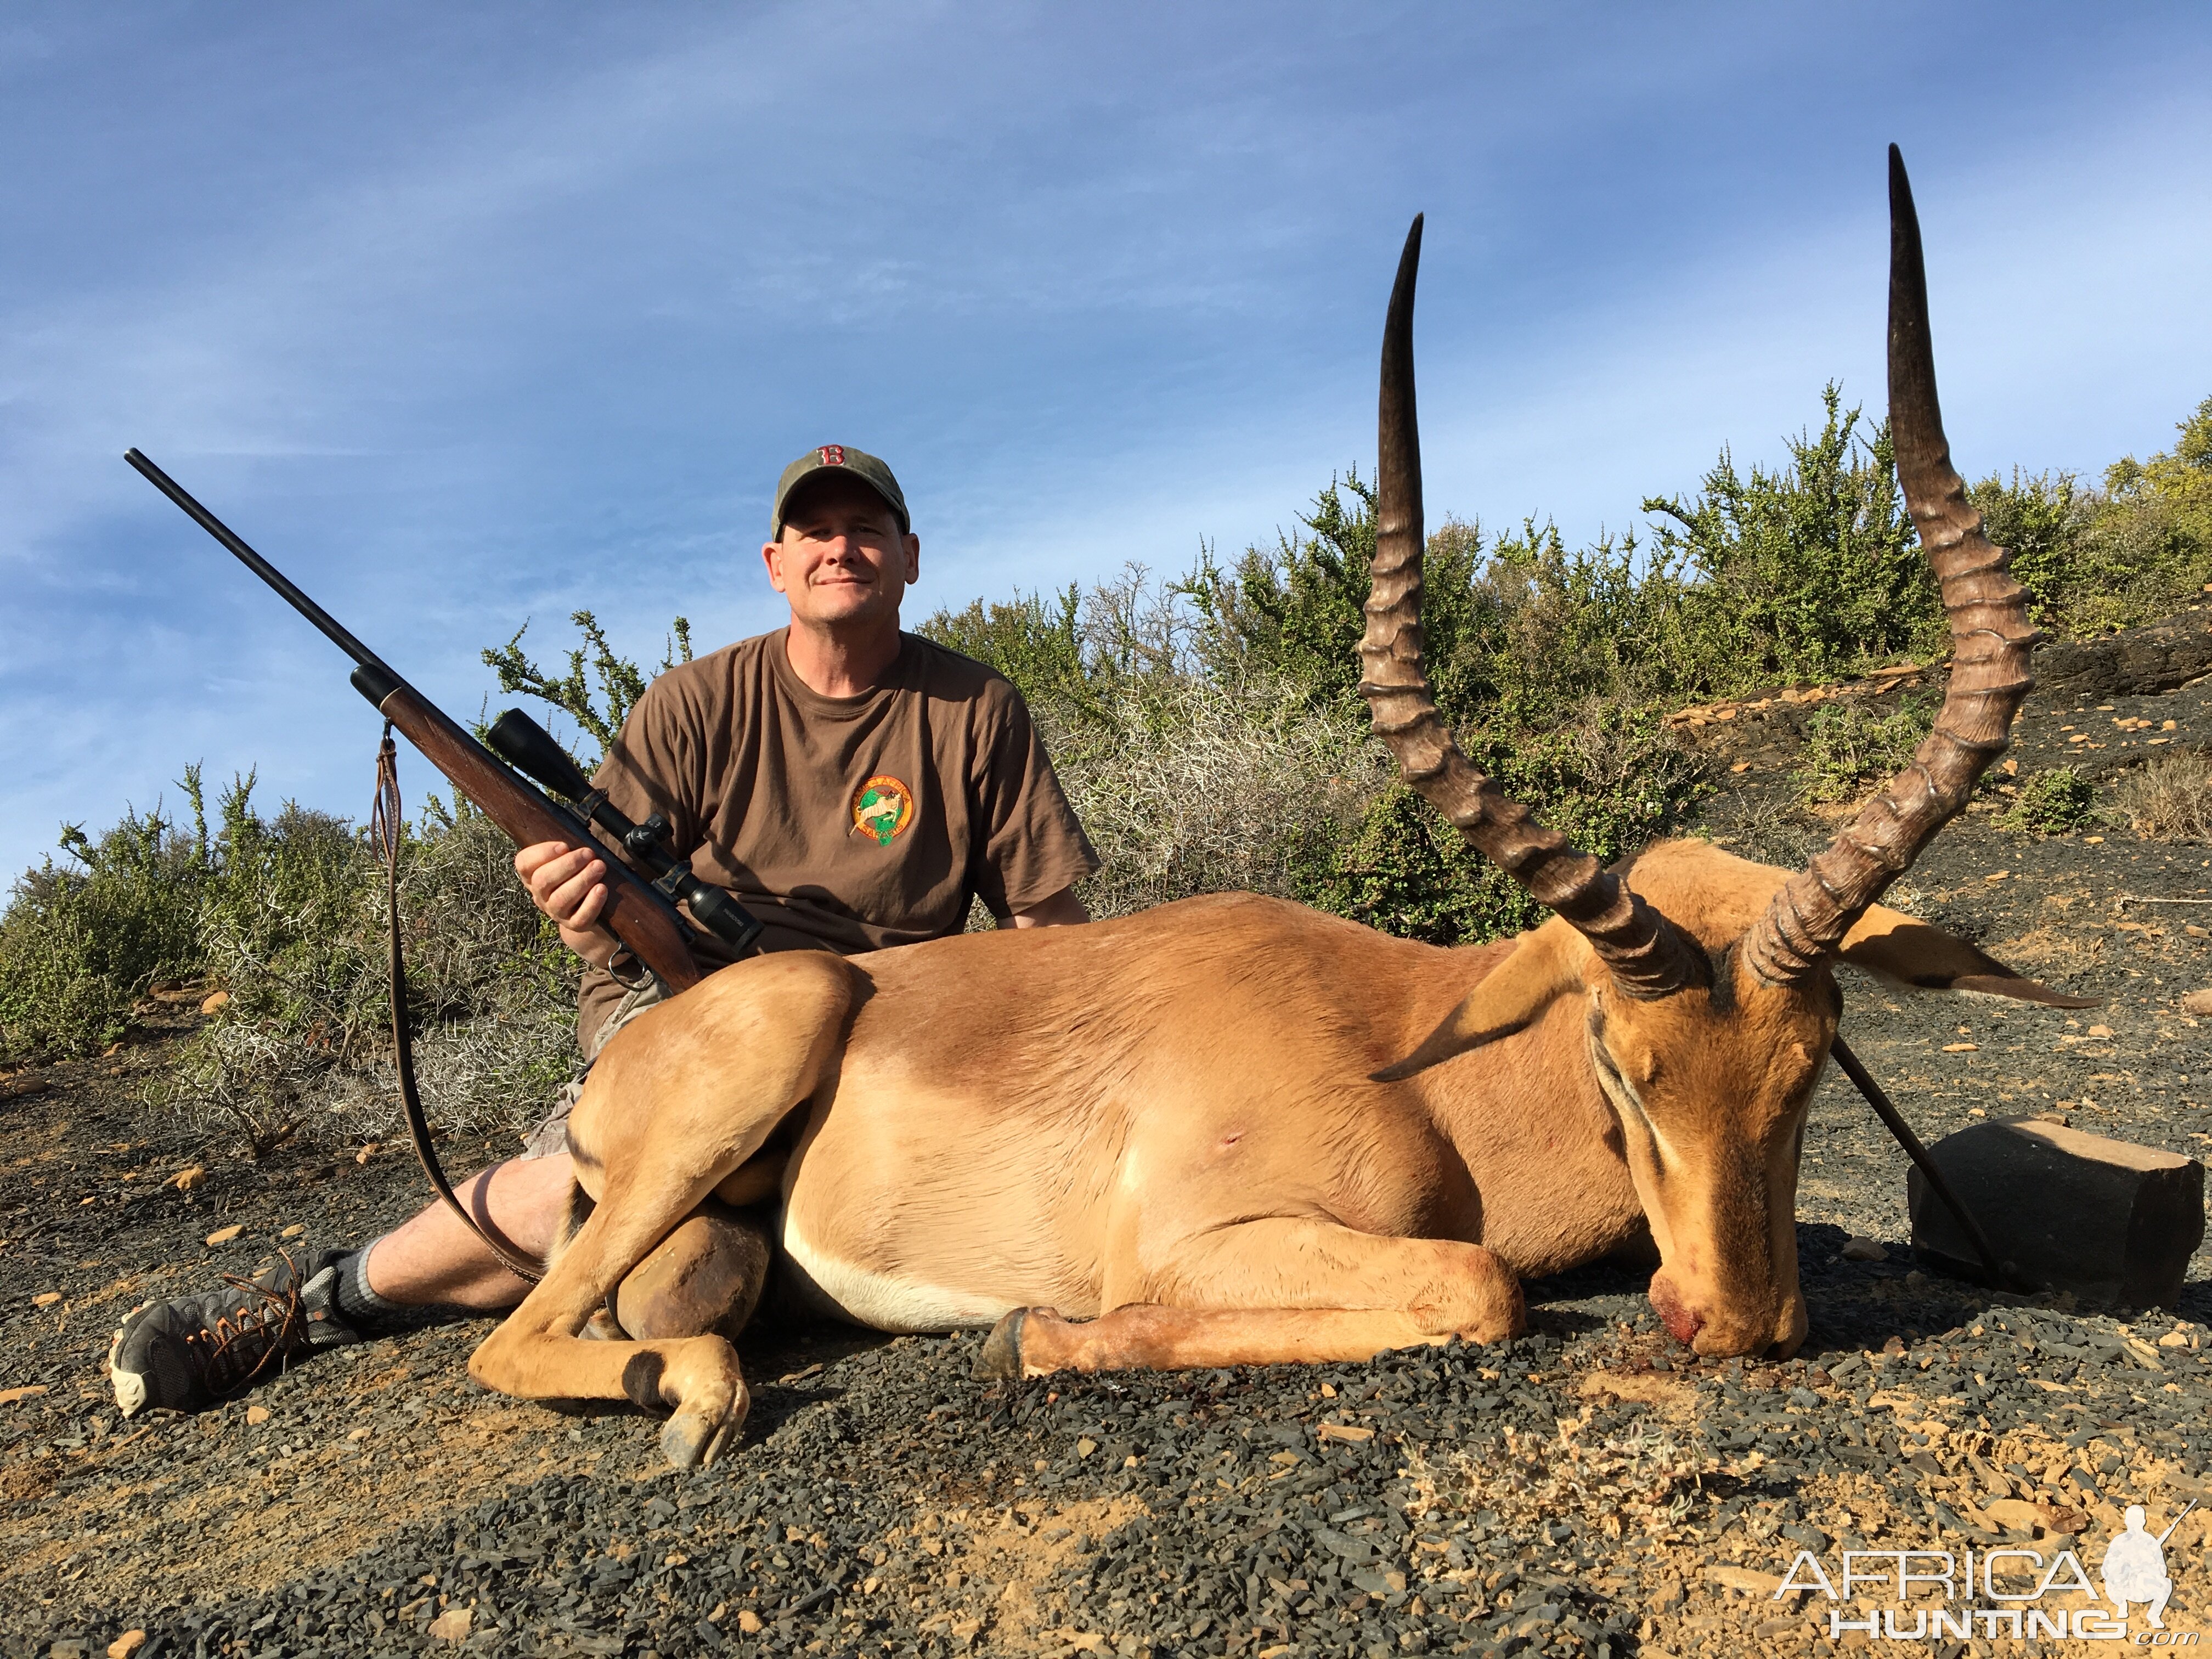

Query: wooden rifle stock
[[370, 681, 703, 992]]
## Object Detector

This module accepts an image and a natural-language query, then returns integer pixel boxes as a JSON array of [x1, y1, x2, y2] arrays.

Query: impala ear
[[1837, 904, 2101, 1008], [1373, 919, 1585, 1081]]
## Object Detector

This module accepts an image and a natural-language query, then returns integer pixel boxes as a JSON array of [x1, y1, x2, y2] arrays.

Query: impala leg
[[978, 1218, 1523, 1379], [468, 952, 855, 1468]]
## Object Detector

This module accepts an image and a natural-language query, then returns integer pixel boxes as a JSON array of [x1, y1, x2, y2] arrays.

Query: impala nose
[[1646, 1274, 1703, 1346]]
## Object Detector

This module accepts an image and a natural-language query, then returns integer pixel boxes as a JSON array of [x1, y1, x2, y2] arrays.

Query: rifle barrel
[[124, 448, 397, 680]]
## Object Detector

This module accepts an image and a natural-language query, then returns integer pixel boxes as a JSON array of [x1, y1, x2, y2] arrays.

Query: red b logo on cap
[[819, 445, 846, 466]]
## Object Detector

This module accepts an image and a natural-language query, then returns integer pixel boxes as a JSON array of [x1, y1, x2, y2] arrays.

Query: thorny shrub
[[1974, 394, 2212, 638], [1995, 767, 2100, 837], [1312, 706, 1703, 946], [0, 786, 207, 1063], [2115, 751, 2212, 843], [144, 778, 580, 1152], [1792, 693, 1938, 805], [1039, 678, 1387, 921]]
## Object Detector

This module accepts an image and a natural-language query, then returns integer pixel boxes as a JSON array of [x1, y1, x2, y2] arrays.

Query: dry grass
[[2114, 749, 2212, 841], [1040, 678, 1388, 921]]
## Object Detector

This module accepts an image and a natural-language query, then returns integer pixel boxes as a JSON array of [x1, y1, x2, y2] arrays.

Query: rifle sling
[[375, 728, 546, 1285]]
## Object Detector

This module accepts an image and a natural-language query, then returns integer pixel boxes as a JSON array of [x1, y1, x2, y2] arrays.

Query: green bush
[[1995, 767, 2098, 836], [154, 778, 579, 1149], [1970, 395, 2212, 639], [0, 778, 209, 1063], [1793, 693, 1938, 805], [1312, 704, 1705, 945], [1645, 385, 1942, 690]]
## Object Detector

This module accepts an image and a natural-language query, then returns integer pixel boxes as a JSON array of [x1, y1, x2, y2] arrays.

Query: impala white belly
[[776, 1211, 1014, 1334]]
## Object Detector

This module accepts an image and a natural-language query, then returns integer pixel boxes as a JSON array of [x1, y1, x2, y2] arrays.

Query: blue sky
[[4, 2, 2210, 879]]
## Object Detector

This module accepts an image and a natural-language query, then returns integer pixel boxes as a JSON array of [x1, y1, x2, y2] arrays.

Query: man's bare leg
[[362, 1153, 578, 1310]]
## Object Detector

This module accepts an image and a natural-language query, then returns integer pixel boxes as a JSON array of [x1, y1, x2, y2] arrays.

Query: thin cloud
[[4, 2, 2210, 878]]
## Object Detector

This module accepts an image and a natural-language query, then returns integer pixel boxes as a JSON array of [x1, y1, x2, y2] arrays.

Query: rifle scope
[[486, 708, 762, 956]]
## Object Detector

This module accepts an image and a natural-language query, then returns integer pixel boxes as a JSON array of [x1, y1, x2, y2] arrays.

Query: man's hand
[[514, 840, 620, 968]]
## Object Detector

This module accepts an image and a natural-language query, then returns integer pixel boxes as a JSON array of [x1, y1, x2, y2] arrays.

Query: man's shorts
[[517, 975, 671, 1161]]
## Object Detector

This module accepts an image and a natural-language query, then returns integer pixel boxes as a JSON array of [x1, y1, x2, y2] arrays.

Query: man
[[111, 445, 1097, 1415]]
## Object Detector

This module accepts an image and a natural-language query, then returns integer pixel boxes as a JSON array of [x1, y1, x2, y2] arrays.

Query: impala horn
[[1358, 213, 1700, 998], [1740, 147, 2039, 986]]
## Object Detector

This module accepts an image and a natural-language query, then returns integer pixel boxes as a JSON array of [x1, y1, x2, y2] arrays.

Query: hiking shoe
[[108, 1248, 362, 1417]]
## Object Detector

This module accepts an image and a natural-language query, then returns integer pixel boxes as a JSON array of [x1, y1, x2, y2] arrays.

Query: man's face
[[761, 473, 920, 633]]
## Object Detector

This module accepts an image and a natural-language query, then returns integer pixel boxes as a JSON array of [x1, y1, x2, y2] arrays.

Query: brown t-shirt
[[575, 628, 1098, 1048]]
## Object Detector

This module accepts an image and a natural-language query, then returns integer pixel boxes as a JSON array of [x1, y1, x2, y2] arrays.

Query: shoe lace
[[187, 1252, 309, 1396]]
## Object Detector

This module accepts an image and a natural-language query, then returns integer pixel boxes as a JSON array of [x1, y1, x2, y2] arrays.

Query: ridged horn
[[1358, 214, 1699, 998], [1741, 147, 2039, 986]]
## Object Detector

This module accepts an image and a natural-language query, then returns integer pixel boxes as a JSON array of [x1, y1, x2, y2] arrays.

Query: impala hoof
[[661, 1408, 735, 1470], [975, 1307, 1028, 1379]]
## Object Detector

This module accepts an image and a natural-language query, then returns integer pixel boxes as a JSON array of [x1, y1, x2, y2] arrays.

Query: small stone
[[1984, 871, 2008, 883], [2084, 835, 2105, 844], [205, 1224, 244, 1245], [108, 1634, 147, 1659], [348, 1425, 371, 1441], [1730, 761, 1752, 774], [426, 1605, 472, 1641], [199, 990, 230, 1015], [2086, 1024, 2114, 1038], [246, 1404, 270, 1425], [1706, 1565, 1781, 1595], [0, 1385, 50, 1405], [2159, 1331, 2189, 1347], [1941, 1042, 1979, 1052], [736, 1609, 764, 1634], [1317, 1422, 1375, 1444], [280, 1223, 305, 1239], [171, 1166, 206, 1192], [1839, 1237, 1888, 1262], [32, 1291, 62, 1307], [355, 1143, 379, 1165], [1077, 1437, 1098, 1458]]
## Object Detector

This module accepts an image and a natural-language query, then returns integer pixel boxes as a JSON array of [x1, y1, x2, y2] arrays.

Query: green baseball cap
[[771, 444, 910, 538]]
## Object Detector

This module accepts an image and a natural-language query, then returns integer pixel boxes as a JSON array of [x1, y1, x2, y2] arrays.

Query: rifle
[[126, 448, 763, 1276]]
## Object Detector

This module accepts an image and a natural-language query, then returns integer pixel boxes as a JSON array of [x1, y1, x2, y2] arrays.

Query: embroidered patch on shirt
[[851, 775, 915, 845]]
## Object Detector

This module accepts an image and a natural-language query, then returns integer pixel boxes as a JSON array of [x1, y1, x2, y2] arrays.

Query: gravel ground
[[5, 622, 2212, 1659]]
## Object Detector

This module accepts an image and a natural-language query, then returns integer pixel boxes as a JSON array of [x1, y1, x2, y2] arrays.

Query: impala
[[468, 149, 2085, 1468]]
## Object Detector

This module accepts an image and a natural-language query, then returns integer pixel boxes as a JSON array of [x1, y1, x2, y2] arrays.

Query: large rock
[[1909, 1119, 2204, 1308], [2036, 608, 2212, 699]]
